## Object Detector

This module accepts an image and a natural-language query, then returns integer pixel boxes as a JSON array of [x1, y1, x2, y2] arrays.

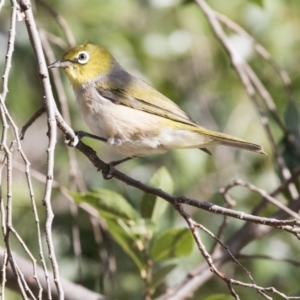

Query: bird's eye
[[77, 51, 89, 64]]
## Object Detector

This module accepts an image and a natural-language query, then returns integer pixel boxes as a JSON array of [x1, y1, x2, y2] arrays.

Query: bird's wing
[[95, 77, 265, 155], [96, 77, 198, 127]]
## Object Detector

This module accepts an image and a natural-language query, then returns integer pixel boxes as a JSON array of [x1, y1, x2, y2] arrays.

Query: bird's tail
[[216, 136, 266, 154], [196, 126, 266, 155]]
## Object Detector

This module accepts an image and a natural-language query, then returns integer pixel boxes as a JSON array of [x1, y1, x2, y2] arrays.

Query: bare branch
[[37, 0, 76, 47], [193, 0, 299, 201], [18, 0, 62, 298], [215, 12, 292, 99], [0, 247, 106, 300], [70, 140, 300, 233], [220, 179, 300, 220], [20, 107, 45, 140]]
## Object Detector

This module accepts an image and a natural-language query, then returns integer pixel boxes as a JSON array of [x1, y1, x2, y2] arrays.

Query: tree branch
[[0, 247, 105, 300]]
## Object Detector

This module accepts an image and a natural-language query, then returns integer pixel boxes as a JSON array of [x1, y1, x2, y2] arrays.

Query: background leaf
[[72, 190, 145, 270], [105, 218, 145, 271], [151, 263, 177, 289], [72, 189, 137, 220], [140, 166, 174, 220], [151, 228, 193, 262], [249, 0, 264, 7]]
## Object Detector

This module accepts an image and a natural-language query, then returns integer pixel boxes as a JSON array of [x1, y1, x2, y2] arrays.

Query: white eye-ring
[[77, 51, 89, 64]]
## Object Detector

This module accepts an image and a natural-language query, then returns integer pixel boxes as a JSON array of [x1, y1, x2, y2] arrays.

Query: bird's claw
[[99, 162, 115, 180], [65, 134, 79, 147], [99, 157, 133, 180]]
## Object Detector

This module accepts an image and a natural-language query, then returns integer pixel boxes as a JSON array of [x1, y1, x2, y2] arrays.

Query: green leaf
[[140, 166, 174, 220], [71, 189, 137, 220], [129, 219, 157, 236], [105, 218, 145, 271], [151, 264, 177, 289], [71, 190, 144, 270], [151, 228, 193, 262], [249, 0, 264, 7]]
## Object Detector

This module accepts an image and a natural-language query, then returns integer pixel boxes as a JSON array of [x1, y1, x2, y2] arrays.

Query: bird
[[49, 43, 265, 161]]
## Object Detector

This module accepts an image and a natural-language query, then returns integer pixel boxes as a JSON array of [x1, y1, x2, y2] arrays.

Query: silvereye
[[49, 43, 265, 158]]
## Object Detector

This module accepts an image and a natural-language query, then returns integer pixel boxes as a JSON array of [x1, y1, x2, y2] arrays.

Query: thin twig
[[40, 28, 86, 278], [0, 0, 26, 297], [237, 254, 300, 268], [18, 0, 63, 298], [20, 106, 45, 140], [1, 0, 17, 101], [41, 31, 68, 49], [216, 12, 293, 110], [193, 0, 299, 201], [69, 140, 300, 232], [0, 246, 106, 300], [194, 222, 270, 299], [41, 29, 86, 193], [176, 204, 274, 299], [37, 0, 76, 47], [175, 204, 239, 299], [220, 179, 300, 220], [0, 0, 5, 12]]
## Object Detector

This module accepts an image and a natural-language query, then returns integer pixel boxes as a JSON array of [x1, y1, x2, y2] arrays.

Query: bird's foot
[[65, 131, 107, 147], [65, 134, 80, 147], [74, 131, 107, 143], [100, 157, 134, 180]]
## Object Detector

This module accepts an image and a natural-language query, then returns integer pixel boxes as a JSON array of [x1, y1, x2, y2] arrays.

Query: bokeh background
[[0, 0, 300, 299]]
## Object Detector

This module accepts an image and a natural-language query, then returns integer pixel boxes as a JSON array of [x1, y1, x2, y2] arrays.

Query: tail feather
[[218, 138, 266, 155], [196, 126, 266, 155]]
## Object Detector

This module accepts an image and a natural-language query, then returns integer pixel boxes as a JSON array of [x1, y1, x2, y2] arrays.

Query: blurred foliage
[[0, 0, 300, 299], [73, 168, 193, 275]]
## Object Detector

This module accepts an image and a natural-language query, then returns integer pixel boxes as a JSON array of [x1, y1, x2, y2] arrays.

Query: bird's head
[[49, 43, 114, 89]]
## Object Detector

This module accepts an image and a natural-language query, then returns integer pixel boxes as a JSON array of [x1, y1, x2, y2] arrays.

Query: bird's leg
[[66, 131, 134, 179], [102, 157, 135, 180], [65, 130, 107, 147], [75, 130, 107, 143], [109, 156, 134, 167]]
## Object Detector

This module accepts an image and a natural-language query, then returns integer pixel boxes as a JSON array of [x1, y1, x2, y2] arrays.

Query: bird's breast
[[74, 86, 169, 155]]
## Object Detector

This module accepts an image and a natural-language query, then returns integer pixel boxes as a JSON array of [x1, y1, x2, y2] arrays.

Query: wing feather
[[96, 78, 198, 127]]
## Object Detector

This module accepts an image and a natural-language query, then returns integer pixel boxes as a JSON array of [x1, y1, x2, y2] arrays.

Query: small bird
[[49, 43, 265, 159]]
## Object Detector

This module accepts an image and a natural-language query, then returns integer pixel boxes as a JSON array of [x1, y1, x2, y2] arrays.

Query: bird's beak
[[48, 59, 72, 69]]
